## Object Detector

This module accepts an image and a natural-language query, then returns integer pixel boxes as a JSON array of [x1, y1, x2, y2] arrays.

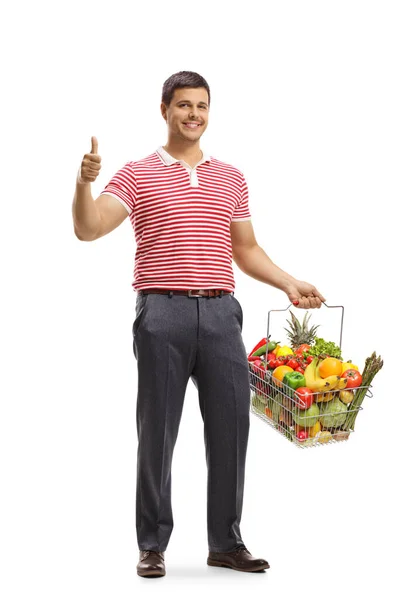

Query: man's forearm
[[72, 175, 101, 240], [234, 244, 296, 293]]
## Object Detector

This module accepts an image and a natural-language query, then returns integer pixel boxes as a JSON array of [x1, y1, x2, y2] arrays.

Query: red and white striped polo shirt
[[100, 145, 252, 292]]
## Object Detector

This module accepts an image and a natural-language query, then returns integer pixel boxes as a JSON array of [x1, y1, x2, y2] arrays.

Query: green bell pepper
[[283, 371, 306, 390]]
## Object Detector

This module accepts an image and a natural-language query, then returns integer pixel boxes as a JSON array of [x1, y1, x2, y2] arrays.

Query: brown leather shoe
[[207, 546, 270, 572], [136, 550, 166, 577]]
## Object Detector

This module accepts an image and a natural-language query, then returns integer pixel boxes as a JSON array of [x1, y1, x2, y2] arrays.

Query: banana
[[304, 358, 319, 390], [316, 391, 336, 402], [320, 375, 341, 391], [336, 378, 348, 390], [305, 358, 344, 392], [304, 358, 330, 392]]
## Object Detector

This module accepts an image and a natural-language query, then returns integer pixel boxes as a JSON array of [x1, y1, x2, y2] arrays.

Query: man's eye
[[180, 104, 207, 108]]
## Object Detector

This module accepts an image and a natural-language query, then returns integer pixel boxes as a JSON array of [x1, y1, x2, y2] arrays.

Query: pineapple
[[284, 310, 319, 349]]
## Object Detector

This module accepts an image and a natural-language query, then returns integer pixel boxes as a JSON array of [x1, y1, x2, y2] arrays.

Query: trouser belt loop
[[168, 291, 174, 298], [219, 290, 224, 298]]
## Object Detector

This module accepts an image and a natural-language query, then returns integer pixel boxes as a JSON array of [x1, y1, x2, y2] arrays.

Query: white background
[[1, 0, 398, 598]]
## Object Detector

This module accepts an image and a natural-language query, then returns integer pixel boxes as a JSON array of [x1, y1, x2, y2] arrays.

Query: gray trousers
[[132, 291, 251, 553]]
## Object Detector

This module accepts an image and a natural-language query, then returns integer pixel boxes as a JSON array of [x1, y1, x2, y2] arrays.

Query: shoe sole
[[137, 569, 166, 577], [207, 558, 269, 572]]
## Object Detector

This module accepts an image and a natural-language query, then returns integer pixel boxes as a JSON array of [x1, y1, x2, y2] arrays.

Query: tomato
[[306, 355, 314, 364], [294, 387, 314, 410], [342, 369, 363, 389], [268, 358, 280, 370], [295, 366, 305, 374], [266, 353, 277, 369], [276, 355, 288, 366], [295, 344, 311, 357], [296, 429, 309, 441], [295, 423, 310, 435], [286, 357, 300, 370]]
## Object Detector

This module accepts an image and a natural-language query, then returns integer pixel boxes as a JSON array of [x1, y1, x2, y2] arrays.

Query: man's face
[[161, 87, 209, 142]]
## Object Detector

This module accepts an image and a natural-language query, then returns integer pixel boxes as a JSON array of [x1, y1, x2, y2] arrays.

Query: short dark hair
[[162, 71, 210, 108]]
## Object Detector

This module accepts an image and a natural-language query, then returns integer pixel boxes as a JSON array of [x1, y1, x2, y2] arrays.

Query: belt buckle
[[188, 289, 204, 297]]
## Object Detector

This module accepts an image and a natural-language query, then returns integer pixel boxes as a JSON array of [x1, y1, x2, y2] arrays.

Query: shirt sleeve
[[231, 173, 252, 222], [99, 162, 137, 215]]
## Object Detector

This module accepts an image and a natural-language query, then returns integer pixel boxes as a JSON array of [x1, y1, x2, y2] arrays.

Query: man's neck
[[163, 143, 203, 166]]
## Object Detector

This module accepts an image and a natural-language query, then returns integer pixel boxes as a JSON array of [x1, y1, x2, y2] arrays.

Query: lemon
[[341, 362, 359, 375], [276, 345, 294, 357], [315, 431, 332, 444], [308, 420, 322, 438]]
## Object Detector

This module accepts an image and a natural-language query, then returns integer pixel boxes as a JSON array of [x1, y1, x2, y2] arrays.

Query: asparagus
[[343, 351, 384, 431]]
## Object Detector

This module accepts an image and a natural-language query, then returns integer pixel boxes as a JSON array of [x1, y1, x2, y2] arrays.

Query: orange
[[272, 365, 293, 387], [318, 357, 343, 378]]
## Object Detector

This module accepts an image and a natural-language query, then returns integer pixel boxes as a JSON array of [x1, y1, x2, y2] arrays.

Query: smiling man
[[73, 70, 325, 578]]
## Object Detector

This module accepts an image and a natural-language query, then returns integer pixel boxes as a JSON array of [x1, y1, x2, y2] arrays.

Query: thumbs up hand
[[77, 136, 102, 184]]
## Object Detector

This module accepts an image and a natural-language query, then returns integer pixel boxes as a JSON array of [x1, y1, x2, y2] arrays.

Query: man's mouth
[[183, 122, 201, 129]]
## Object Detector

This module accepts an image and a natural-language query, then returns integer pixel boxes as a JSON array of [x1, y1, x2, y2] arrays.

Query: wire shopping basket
[[248, 302, 373, 448]]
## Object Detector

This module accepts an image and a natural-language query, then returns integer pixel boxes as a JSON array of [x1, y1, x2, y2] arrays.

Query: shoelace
[[232, 546, 249, 556], [141, 550, 164, 560]]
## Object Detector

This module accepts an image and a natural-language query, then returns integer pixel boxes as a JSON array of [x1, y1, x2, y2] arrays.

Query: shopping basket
[[248, 302, 373, 448]]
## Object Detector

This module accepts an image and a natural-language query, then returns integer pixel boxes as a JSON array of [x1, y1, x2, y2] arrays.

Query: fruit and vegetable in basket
[[282, 371, 306, 390], [248, 336, 280, 359], [249, 307, 384, 444], [294, 387, 314, 410], [292, 402, 320, 428], [341, 369, 363, 389], [318, 398, 348, 428], [339, 390, 354, 404]]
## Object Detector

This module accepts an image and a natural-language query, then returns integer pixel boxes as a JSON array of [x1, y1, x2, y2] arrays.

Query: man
[[72, 71, 325, 578]]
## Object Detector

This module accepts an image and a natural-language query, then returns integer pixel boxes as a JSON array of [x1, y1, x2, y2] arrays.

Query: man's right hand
[[77, 136, 102, 184]]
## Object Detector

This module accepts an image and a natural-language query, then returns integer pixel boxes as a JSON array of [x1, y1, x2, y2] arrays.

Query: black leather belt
[[137, 288, 234, 298]]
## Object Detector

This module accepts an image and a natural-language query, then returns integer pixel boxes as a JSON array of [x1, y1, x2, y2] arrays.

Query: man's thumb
[[287, 291, 299, 306], [91, 136, 98, 155]]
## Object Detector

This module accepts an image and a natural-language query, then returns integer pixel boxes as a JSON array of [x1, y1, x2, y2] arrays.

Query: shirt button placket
[[190, 168, 198, 187]]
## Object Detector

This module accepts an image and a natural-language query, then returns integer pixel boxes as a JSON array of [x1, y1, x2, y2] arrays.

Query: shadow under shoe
[[137, 550, 166, 577]]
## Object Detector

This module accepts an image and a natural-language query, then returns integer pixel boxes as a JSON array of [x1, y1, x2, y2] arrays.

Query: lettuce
[[319, 398, 347, 428], [308, 337, 342, 360]]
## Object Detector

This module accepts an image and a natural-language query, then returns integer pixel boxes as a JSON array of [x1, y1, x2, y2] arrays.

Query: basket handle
[[266, 301, 345, 351]]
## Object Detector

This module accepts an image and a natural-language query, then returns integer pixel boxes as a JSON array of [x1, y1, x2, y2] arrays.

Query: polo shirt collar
[[156, 145, 211, 167]]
